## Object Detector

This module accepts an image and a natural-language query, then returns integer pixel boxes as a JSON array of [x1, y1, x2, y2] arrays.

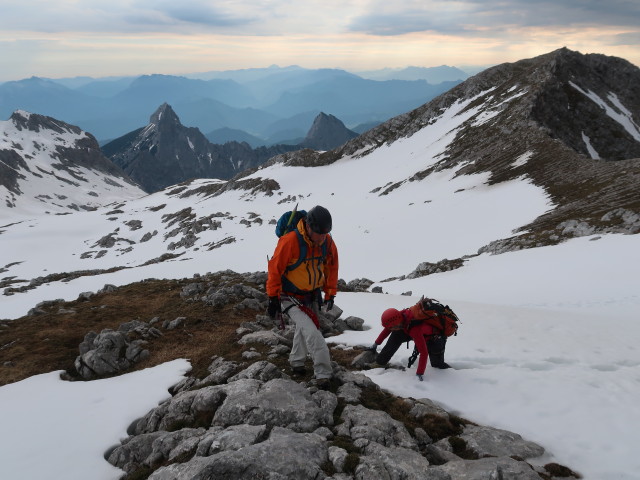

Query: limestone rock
[[434, 424, 545, 459], [213, 378, 335, 432], [74, 329, 149, 380], [436, 456, 542, 480], [337, 404, 417, 450], [147, 427, 328, 480]]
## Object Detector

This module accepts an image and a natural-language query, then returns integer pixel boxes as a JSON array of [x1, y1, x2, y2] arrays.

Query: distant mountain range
[[355, 65, 469, 83], [101, 105, 358, 192], [0, 66, 464, 143]]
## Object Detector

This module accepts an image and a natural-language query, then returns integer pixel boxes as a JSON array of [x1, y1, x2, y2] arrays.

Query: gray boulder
[[406, 397, 451, 420], [108, 428, 207, 474], [436, 456, 542, 480], [355, 441, 449, 480], [227, 360, 288, 382], [328, 446, 349, 473], [200, 356, 241, 385], [350, 349, 377, 368], [434, 424, 545, 459], [238, 330, 291, 347], [213, 378, 335, 432], [74, 329, 149, 379], [336, 404, 417, 450], [337, 381, 362, 403], [344, 316, 365, 330], [195, 424, 267, 456], [107, 431, 166, 474], [148, 427, 328, 480], [132, 384, 231, 434]]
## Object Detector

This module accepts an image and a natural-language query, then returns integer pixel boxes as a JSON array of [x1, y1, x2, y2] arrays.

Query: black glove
[[366, 343, 378, 352], [416, 374, 424, 381], [267, 296, 281, 319], [324, 295, 335, 311]]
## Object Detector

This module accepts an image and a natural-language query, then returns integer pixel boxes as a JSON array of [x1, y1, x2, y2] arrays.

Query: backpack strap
[[285, 229, 328, 272], [281, 229, 330, 295], [285, 229, 307, 272]]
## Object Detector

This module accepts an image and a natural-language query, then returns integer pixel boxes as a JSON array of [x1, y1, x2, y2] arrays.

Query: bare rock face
[[74, 329, 149, 380], [103, 103, 297, 192]]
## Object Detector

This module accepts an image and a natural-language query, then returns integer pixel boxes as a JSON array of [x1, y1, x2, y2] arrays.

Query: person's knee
[[375, 353, 389, 365]]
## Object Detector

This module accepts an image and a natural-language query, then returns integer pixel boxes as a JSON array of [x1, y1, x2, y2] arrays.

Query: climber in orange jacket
[[266, 205, 339, 389]]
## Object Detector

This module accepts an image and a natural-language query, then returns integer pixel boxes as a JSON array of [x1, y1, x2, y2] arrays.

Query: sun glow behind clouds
[[0, 1, 638, 80]]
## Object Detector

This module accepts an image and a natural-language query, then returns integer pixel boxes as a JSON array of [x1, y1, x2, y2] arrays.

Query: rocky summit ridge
[[0, 110, 143, 215], [254, 48, 640, 254]]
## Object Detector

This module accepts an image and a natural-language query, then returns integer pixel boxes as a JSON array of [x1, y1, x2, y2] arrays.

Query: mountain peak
[[149, 103, 180, 126], [299, 112, 358, 151], [10, 109, 82, 136]]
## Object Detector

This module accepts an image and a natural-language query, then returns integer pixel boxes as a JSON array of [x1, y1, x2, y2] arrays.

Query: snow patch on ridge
[[581, 132, 600, 159], [569, 82, 640, 141], [512, 151, 534, 167]]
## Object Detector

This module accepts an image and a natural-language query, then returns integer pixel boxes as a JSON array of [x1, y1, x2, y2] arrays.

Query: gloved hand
[[416, 374, 424, 381], [366, 343, 378, 352], [267, 296, 281, 319], [324, 295, 335, 311]]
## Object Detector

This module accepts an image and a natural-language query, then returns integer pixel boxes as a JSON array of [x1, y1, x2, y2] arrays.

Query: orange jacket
[[267, 218, 339, 298]]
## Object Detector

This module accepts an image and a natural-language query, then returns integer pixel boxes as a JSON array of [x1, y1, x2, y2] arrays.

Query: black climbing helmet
[[306, 205, 332, 234]]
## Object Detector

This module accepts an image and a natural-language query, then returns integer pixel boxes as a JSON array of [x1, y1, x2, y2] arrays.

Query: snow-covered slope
[[0, 90, 556, 317], [0, 111, 144, 218], [0, 48, 639, 480]]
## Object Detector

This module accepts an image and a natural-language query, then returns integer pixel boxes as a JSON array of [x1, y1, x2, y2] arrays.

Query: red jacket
[[375, 309, 435, 375]]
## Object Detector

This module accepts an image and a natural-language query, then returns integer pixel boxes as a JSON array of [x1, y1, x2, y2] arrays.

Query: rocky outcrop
[[74, 326, 156, 380], [106, 354, 571, 479], [103, 271, 578, 479]]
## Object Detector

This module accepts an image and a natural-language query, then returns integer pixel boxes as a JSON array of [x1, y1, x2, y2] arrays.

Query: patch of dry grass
[[0, 278, 255, 386]]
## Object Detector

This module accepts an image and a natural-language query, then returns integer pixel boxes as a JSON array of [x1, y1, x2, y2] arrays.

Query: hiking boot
[[431, 361, 451, 369], [291, 365, 307, 376], [430, 352, 451, 369], [316, 378, 330, 391]]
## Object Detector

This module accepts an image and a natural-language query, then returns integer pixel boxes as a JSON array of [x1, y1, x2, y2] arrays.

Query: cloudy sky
[[1, 0, 639, 81]]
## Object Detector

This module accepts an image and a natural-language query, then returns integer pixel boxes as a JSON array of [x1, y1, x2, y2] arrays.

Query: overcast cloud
[[0, 0, 638, 81]]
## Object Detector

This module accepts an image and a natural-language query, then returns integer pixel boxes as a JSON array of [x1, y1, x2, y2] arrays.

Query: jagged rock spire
[[149, 103, 181, 127]]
